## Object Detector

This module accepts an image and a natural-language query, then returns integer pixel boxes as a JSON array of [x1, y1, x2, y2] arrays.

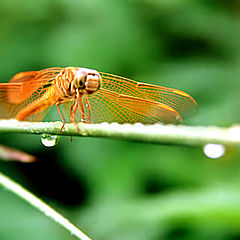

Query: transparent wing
[[100, 72, 198, 119], [0, 67, 62, 121], [77, 89, 182, 124], [62, 72, 197, 125], [0, 68, 197, 124]]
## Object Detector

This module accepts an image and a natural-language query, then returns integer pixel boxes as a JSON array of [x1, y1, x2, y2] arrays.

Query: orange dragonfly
[[0, 67, 197, 130]]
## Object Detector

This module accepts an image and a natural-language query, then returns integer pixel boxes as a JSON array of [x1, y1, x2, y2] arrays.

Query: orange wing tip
[[10, 72, 25, 80], [172, 89, 192, 98], [159, 103, 176, 112], [157, 102, 183, 122], [173, 89, 198, 107]]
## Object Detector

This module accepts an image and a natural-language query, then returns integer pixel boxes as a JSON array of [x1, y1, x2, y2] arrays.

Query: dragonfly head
[[72, 68, 101, 94]]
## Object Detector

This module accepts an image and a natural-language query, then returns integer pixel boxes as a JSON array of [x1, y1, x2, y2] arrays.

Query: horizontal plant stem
[[0, 172, 92, 240], [0, 119, 240, 147]]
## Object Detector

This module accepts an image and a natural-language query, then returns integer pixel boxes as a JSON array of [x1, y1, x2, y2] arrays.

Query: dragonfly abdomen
[[15, 88, 57, 121]]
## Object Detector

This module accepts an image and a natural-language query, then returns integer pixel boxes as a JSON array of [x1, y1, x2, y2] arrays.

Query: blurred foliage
[[0, 0, 240, 240]]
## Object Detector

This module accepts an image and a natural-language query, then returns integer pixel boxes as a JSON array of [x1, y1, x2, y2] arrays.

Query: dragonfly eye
[[72, 68, 101, 93], [85, 73, 101, 94]]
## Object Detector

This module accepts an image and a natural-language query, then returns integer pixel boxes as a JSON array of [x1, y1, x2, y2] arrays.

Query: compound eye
[[85, 73, 101, 93]]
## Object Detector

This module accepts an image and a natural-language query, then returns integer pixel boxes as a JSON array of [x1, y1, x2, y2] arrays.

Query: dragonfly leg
[[70, 101, 80, 132], [76, 95, 89, 123], [78, 98, 87, 123], [56, 104, 66, 132], [85, 96, 92, 122]]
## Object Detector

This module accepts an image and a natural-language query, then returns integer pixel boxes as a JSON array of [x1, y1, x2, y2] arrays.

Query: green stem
[[0, 120, 239, 147], [0, 172, 92, 240]]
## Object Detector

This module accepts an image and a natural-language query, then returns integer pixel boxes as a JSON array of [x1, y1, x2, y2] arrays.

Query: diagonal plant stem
[[0, 119, 239, 147], [0, 172, 92, 240]]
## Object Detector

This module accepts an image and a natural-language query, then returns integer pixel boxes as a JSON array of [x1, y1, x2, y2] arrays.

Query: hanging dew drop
[[41, 134, 60, 147], [203, 143, 225, 159]]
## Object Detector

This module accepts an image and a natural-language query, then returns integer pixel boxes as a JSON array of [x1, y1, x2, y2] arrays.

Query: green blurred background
[[0, 0, 240, 239]]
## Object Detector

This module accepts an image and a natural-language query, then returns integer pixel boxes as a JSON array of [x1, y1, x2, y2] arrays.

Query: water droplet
[[203, 143, 225, 159], [41, 134, 60, 147]]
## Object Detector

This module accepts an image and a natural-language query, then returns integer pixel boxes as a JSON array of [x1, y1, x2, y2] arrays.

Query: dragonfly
[[0, 67, 197, 130]]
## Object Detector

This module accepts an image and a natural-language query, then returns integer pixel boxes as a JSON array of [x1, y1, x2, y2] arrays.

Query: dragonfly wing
[[9, 71, 39, 83], [0, 67, 62, 120], [7, 67, 62, 104], [86, 89, 182, 124], [100, 72, 197, 119]]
